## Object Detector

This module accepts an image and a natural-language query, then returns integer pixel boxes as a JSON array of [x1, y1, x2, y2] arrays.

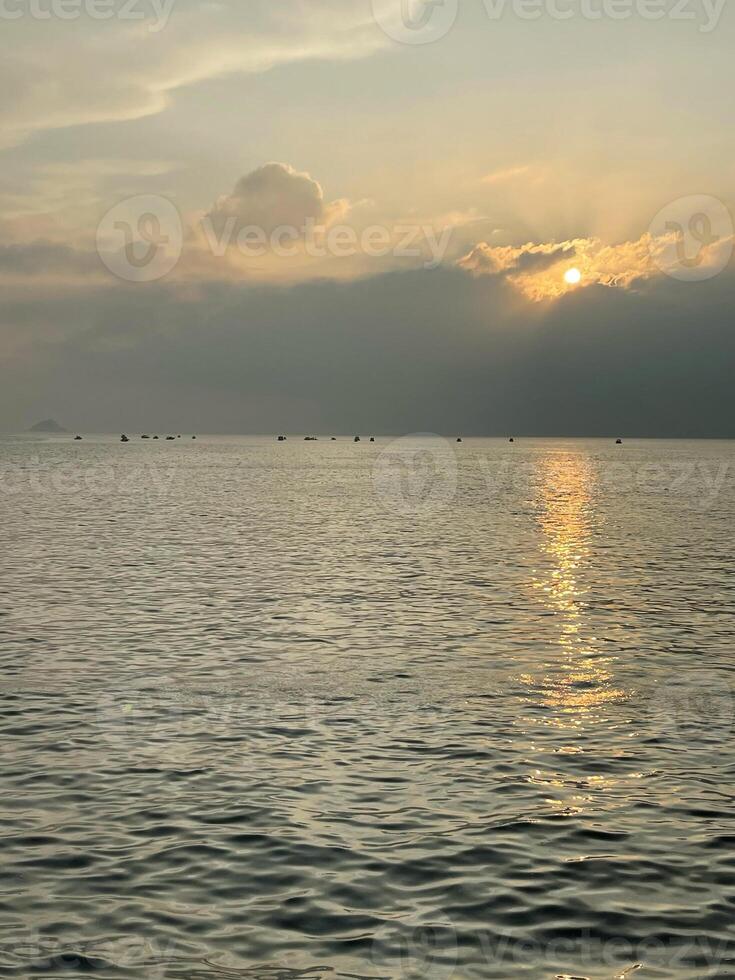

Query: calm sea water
[[1, 435, 734, 980]]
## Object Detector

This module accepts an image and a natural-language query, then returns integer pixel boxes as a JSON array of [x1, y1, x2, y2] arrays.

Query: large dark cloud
[[0, 264, 733, 436], [0, 242, 101, 277]]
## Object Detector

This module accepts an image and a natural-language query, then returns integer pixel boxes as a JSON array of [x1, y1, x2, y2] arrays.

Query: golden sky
[[0, 0, 733, 430]]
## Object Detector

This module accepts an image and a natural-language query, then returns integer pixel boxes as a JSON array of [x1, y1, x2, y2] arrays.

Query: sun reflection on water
[[525, 453, 626, 726], [513, 452, 636, 817]]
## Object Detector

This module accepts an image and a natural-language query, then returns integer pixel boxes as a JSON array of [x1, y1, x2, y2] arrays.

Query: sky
[[1, 0, 733, 434]]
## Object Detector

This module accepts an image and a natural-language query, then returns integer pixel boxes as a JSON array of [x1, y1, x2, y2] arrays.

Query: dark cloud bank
[[1, 263, 733, 436]]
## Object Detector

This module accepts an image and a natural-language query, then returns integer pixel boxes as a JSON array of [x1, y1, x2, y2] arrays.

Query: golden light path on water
[[521, 451, 635, 815]]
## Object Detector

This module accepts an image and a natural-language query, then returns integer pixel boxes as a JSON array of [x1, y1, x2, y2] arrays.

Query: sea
[[1, 434, 734, 979]]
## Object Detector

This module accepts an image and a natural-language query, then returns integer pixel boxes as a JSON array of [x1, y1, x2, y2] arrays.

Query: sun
[[564, 267, 582, 285]]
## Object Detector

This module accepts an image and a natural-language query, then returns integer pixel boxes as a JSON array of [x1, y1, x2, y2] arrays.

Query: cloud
[[205, 162, 349, 238], [0, 241, 102, 280], [1, 261, 734, 437], [0, 1, 388, 148], [480, 165, 532, 185], [6, 165, 730, 305], [458, 235, 666, 300], [459, 240, 576, 276], [2, 161, 451, 288]]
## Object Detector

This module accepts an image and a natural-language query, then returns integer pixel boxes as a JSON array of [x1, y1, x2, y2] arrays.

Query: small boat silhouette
[[509, 437, 515, 443], [616, 438, 623, 444], [456, 437, 462, 443], [277, 435, 287, 441], [74, 435, 83, 441], [354, 436, 361, 442], [141, 434, 150, 439], [120, 434, 129, 443]]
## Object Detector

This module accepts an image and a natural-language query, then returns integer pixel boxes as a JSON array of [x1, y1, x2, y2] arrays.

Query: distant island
[[28, 419, 67, 433]]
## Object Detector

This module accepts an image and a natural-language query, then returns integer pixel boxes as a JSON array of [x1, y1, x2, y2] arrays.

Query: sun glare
[[564, 267, 582, 285]]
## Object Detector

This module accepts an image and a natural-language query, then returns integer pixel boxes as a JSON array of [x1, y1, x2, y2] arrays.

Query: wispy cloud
[[480, 165, 532, 185], [457, 235, 651, 300], [457, 230, 734, 301]]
